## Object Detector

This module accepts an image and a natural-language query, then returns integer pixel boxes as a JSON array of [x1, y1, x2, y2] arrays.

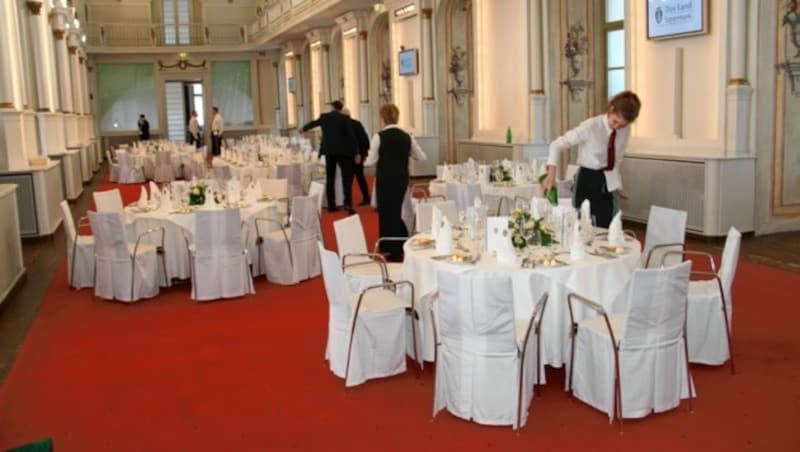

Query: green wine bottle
[[505, 126, 512, 144], [547, 186, 558, 206]]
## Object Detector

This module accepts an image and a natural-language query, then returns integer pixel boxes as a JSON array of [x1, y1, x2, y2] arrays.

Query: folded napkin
[[580, 199, 592, 233], [570, 220, 585, 260], [148, 181, 160, 204], [473, 196, 483, 208], [138, 186, 148, 207], [478, 165, 491, 185], [431, 206, 442, 239], [529, 158, 538, 179], [202, 187, 217, 208], [607, 211, 624, 246], [435, 217, 453, 255], [159, 188, 173, 212]]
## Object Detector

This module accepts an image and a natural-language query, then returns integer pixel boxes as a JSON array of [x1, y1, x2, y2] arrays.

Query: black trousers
[[325, 154, 354, 208], [574, 167, 614, 229], [211, 134, 222, 156], [376, 177, 408, 260], [353, 160, 370, 202]]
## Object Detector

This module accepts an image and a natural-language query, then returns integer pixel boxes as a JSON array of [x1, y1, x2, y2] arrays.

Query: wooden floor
[[0, 166, 798, 386]]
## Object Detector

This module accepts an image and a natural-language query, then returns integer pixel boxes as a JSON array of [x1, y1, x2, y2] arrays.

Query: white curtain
[[97, 63, 158, 133], [211, 61, 254, 127]]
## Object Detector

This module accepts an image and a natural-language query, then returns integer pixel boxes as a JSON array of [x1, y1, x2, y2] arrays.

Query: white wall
[[473, 0, 528, 143], [342, 34, 359, 118], [392, 13, 422, 135]]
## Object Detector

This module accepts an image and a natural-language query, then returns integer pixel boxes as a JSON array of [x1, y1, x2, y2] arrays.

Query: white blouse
[[364, 124, 427, 167]]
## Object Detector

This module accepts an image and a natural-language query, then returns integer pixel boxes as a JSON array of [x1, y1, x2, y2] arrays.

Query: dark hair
[[607, 91, 641, 122], [379, 104, 400, 125], [330, 100, 343, 111], [212, 106, 219, 113], [139, 114, 145, 118]]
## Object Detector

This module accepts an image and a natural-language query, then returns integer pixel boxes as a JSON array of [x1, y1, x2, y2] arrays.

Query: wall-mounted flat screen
[[398, 48, 418, 76], [647, 0, 708, 40]]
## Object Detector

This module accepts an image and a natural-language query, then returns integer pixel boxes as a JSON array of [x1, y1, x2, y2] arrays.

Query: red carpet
[[0, 179, 799, 450]]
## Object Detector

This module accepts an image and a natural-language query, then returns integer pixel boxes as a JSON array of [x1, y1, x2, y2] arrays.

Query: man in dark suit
[[342, 107, 371, 206], [302, 100, 359, 213]]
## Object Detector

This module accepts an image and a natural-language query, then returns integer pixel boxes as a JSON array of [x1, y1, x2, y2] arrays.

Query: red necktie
[[605, 129, 617, 171]]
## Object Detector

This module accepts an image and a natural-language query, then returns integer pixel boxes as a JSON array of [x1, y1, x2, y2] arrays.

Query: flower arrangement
[[508, 208, 556, 249], [188, 183, 207, 206], [490, 161, 513, 183]]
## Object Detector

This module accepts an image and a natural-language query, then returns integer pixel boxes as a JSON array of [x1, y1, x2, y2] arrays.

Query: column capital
[[358, 31, 367, 40], [25, 1, 43, 15], [53, 29, 66, 40], [421, 8, 433, 19], [78, 56, 85, 65], [728, 78, 750, 86], [68, 46, 78, 55], [322, 44, 329, 52]]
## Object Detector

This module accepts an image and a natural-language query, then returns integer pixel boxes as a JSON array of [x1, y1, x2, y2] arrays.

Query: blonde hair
[[379, 104, 400, 125]]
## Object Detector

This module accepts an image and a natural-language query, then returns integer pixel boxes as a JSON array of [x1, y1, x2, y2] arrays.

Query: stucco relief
[[774, 1, 800, 213]]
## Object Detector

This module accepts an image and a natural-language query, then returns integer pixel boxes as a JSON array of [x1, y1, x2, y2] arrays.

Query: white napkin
[[608, 211, 624, 246], [148, 181, 160, 203], [227, 179, 241, 204], [570, 221, 585, 260], [159, 188, 173, 212], [473, 196, 483, 208], [202, 187, 216, 208], [529, 158, 538, 179], [137, 186, 148, 207], [435, 217, 453, 255], [478, 165, 491, 185], [580, 199, 592, 233], [496, 230, 517, 264], [531, 197, 543, 220], [431, 206, 442, 239]]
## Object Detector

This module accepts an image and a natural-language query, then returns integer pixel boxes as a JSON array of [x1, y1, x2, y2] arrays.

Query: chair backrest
[[87, 211, 130, 260], [290, 195, 319, 242], [193, 208, 243, 258], [59, 200, 77, 246], [308, 181, 325, 213], [156, 151, 171, 165], [415, 200, 458, 232], [93, 189, 124, 217], [105, 150, 115, 164], [333, 214, 367, 257], [259, 178, 288, 199], [213, 165, 232, 181], [437, 268, 516, 353], [276, 163, 303, 197], [318, 243, 351, 309], [719, 226, 742, 301], [446, 182, 483, 213], [643, 205, 687, 268], [620, 261, 692, 349]]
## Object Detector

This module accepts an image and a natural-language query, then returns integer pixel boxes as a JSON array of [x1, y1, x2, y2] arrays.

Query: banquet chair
[[93, 189, 125, 219], [445, 182, 483, 214], [105, 150, 120, 182], [186, 155, 207, 180], [256, 195, 322, 285], [432, 269, 547, 429], [642, 205, 687, 268], [276, 163, 304, 198], [414, 200, 458, 233], [318, 243, 419, 387], [664, 226, 741, 373], [88, 211, 165, 302], [308, 181, 325, 214], [153, 151, 175, 183], [116, 152, 145, 184], [258, 178, 290, 214], [187, 209, 255, 301], [566, 261, 694, 429], [483, 193, 508, 216], [333, 214, 404, 294], [60, 201, 94, 289], [213, 165, 232, 182]]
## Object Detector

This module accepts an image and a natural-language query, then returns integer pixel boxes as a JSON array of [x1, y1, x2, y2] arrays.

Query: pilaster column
[[67, 33, 84, 115], [26, 1, 64, 156], [528, 0, 547, 146], [293, 55, 305, 126], [420, 7, 435, 136], [273, 61, 283, 129], [0, 0, 29, 170], [725, 0, 752, 157], [51, 9, 73, 114], [357, 31, 370, 124], [321, 44, 331, 103]]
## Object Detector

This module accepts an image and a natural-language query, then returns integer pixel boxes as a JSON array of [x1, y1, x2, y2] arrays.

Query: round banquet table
[[402, 234, 642, 375], [124, 200, 281, 280], [429, 180, 542, 205]]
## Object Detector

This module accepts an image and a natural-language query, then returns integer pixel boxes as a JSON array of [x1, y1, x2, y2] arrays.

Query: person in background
[[364, 104, 426, 261], [301, 100, 359, 214], [137, 114, 150, 140], [211, 106, 224, 156], [542, 90, 641, 228], [341, 107, 371, 206], [187, 110, 200, 148]]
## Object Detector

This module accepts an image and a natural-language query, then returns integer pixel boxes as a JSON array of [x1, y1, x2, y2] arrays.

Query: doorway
[[164, 81, 204, 142]]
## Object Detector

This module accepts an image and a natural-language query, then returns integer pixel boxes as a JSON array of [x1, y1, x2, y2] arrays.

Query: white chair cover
[[308, 181, 325, 214], [333, 214, 403, 294], [190, 209, 255, 301], [153, 151, 175, 183], [433, 269, 538, 429], [116, 152, 145, 184], [93, 189, 125, 219], [318, 243, 410, 387], [213, 165, 232, 182], [88, 211, 159, 302], [258, 178, 288, 199], [687, 227, 741, 365], [60, 200, 94, 289], [446, 182, 483, 214], [261, 195, 321, 285], [569, 261, 693, 421], [415, 200, 458, 233], [276, 163, 304, 197], [643, 205, 687, 268], [106, 150, 119, 182]]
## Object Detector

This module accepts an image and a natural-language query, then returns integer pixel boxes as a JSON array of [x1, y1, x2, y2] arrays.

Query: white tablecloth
[[125, 201, 280, 280], [430, 181, 542, 202], [402, 236, 641, 373]]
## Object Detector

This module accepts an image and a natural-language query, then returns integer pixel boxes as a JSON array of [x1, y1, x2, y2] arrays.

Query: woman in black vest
[[364, 104, 427, 260]]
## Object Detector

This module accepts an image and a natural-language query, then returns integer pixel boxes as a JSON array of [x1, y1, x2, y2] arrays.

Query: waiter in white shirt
[[542, 90, 641, 228], [187, 110, 200, 148], [210, 106, 224, 156]]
